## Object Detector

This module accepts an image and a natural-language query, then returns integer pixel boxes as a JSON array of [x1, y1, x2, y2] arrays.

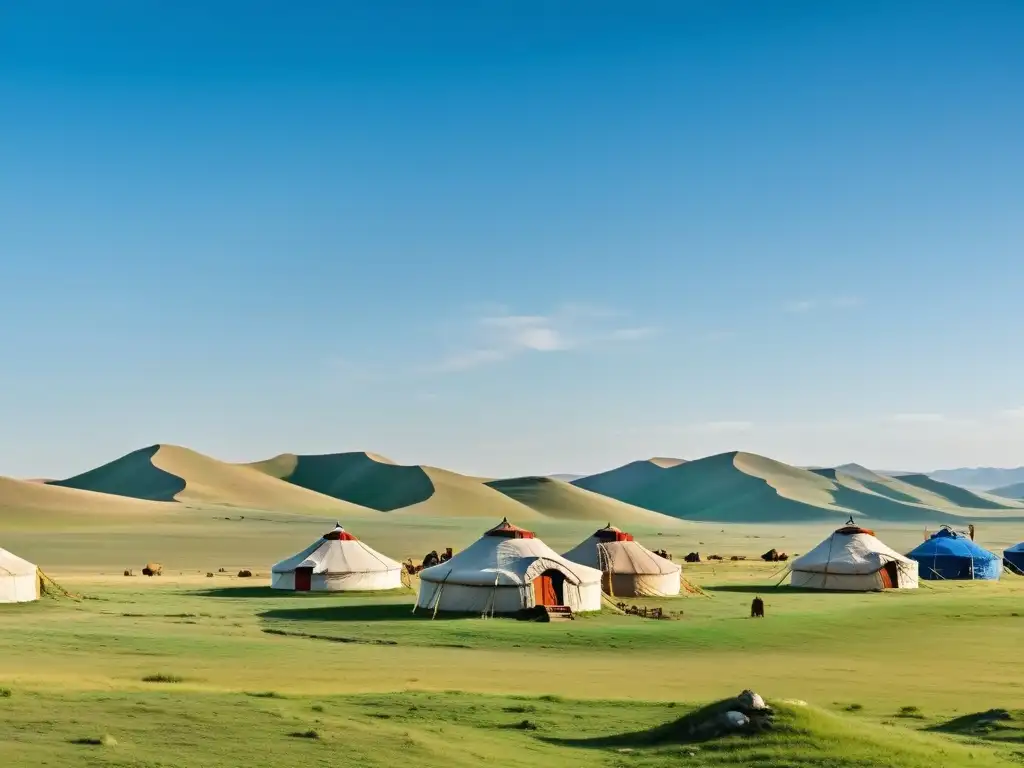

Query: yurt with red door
[[271, 523, 403, 592], [416, 518, 602, 615], [563, 524, 681, 597]]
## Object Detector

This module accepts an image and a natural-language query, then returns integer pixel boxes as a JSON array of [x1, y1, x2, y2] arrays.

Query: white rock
[[737, 689, 767, 711]]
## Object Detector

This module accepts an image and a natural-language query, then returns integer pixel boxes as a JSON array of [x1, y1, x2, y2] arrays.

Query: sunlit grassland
[[1, 512, 1022, 766]]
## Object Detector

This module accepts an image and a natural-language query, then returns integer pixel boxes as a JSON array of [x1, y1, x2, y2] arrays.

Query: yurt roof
[[484, 517, 535, 539], [0, 547, 37, 577], [909, 528, 998, 561], [419, 521, 600, 586], [322, 523, 357, 541], [563, 531, 679, 575], [272, 524, 400, 574], [592, 523, 634, 542], [791, 527, 913, 575]]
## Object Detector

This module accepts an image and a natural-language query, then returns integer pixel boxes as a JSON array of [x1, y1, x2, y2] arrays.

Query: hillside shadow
[[260, 603, 425, 623], [195, 586, 291, 598], [48, 444, 185, 502], [288, 453, 436, 511], [704, 585, 792, 594], [541, 700, 757, 749], [929, 709, 1024, 744]]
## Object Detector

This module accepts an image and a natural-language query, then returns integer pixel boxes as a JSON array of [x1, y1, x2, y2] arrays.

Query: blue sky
[[2, 1, 1023, 478]]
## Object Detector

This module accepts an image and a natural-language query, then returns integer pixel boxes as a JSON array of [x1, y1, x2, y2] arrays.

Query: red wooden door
[[295, 567, 313, 591], [534, 573, 558, 606]]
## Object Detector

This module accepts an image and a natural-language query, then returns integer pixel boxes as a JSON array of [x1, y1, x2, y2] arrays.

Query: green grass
[[0, 691, 1018, 767], [3, 518, 1024, 766]]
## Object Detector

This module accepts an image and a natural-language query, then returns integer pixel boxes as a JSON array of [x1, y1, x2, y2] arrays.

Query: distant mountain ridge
[[7, 445, 1024, 527], [4, 444, 682, 528], [571, 453, 1024, 524], [925, 467, 1024, 491]]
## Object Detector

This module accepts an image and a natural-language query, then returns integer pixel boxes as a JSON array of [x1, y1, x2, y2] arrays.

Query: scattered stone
[[720, 710, 750, 730], [738, 690, 767, 711]]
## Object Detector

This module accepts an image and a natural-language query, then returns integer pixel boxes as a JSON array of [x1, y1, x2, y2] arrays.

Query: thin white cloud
[[692, 420, 755, 433], [889, 413, 947, 424], [431, 304, 652, 373], [432, 348, 507, 372], [783, 299, 817, 313], [831, 296, 862, 309], [608, 326, 658, 341], [784, 297, 862, 313], [999, 406, 1024, 420]]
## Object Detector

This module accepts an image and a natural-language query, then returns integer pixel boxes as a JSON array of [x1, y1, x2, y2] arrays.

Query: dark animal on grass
[[708, 554, 723, 561], [777, 553, 789, 561], [141, 563, 162, 577], [730, 555, 747, 561], [206, 572, 214, 578], [237, 570, 253, 578], [123, 569, 133, 577], [684, 552, 701, 563], [751, 596, 765, 618], [761, 548, 780, 562]]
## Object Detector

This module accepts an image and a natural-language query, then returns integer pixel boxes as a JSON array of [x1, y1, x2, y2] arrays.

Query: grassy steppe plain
[[2, 510, 1023, 766]]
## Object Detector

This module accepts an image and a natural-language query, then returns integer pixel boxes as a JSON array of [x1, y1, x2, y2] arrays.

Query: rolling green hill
[[892, 473, 1018, 510], [47, 444, 377, 516], [0, 474, 169, 529], [574, 451, 1021, 524], [485, 475, 680, 526], [990, 481, 1024, 499], [245, 451, 542, 519], [572, 457, 686, 498]]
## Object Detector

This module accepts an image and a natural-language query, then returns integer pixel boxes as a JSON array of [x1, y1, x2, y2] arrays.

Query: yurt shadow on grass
[[259, 602, 423, 623], [198, 585, 415, 600]]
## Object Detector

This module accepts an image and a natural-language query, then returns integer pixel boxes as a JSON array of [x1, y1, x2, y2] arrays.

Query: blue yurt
[[1004, 543, 1024, 575], [908, 527, 1001, 581]]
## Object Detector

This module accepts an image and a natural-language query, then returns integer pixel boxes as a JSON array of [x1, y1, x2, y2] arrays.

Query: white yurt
[[271, 523, 403, 592], [416, 518, 603, 615], [790, 525, 919, 591], [0, 547, 40, 603], [563, 524, 681, 597]]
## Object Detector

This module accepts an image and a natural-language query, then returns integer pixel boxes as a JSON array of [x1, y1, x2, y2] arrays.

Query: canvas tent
[[789, 525, 919, 591], [416, 518, 602, 615], [271, 523, 403, 592], [1005, 543, 1024, 575], [0, 547, 40, 603], [908, 527, 1001, 581], [563, 524, 681, 597]]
